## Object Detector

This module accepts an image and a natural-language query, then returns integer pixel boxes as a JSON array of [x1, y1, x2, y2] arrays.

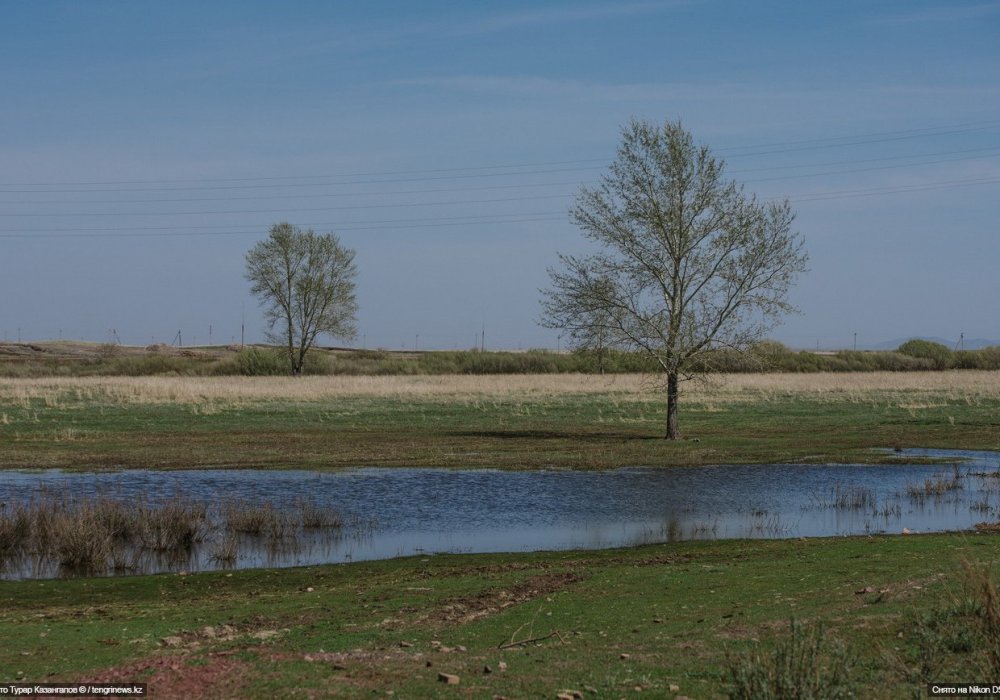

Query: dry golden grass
[[1, 371, 999, 408], [0, 374, 648, 407], [694, 371, 1000, 398]]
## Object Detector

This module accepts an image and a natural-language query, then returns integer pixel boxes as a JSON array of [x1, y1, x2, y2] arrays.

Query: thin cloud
[[443, 0, 691, 36], [166, 1, 692, 70], [872, 2, 1000, 25], [388, 74, 999, 103]]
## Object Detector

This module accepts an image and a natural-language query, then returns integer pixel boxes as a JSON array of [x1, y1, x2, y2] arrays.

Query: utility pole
[[481, 323, 485, 352], [241, 303, 245, 348], [853, 332, 857, 352], [209, 324, 213, 346]]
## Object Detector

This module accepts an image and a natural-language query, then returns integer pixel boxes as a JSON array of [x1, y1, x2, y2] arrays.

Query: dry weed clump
[[888, 560, 1000, 687], [0, 493, 346, 577], [728, 619, 853, 699]]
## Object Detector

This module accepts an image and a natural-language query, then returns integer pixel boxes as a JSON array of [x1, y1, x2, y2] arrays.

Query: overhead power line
[[743, 150, 1000, 184], [0, 211, 570, 234], [718, 119, 1000, 156], [781, 175, 1000, 203], [1, 118, 996, 190], [0, 215, 570, 238], [0, 179, 589, 206], [0, 193, 576, 218], [3, 146, 999, 205], [0, 158, 612, 188], [3, 174, 998, 238], [0, 165, 605, 195], [731, 144, 1000, 175]]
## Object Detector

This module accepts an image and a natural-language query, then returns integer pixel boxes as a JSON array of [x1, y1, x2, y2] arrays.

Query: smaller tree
[[563, 275, 616, 374], [245, 223, 358, 375]]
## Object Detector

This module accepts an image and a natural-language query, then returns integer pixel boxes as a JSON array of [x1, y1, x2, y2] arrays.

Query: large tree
[[542, 119, 807, 439], [245, 223, 358, 375]]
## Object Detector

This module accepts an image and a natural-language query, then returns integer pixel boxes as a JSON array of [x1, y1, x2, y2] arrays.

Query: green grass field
[[1, 372, 998, 470], [3, 372, 1000, 697], [2, 534, 999, 698]]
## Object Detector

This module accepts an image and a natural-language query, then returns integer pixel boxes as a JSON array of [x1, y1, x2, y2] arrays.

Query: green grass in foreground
[[1, 534, 998, 697], [1, 387, 999, 470]]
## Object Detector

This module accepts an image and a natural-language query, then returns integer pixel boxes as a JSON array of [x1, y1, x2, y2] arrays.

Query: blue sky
[[1, 1, 998, 350]]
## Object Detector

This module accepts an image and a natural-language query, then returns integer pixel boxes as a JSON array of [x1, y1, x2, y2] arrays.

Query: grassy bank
[[1, 534, 998, 697], [1, 372, 999, 470], [4, 340, 1000, 378]]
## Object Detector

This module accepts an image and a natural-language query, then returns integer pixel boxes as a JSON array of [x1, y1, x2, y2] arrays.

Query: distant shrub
[[302, 350, 334, 375], [952, 347, 1000, 370], [829, 350, 934, 372], [7, 340, 1000, 378], [898, 339, 953, 369], [103, 355, 207, 376], [230, 347, 287, 376], [348, 349, 390, 361]]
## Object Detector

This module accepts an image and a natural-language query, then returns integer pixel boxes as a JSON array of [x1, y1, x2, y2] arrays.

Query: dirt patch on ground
[[852, 572, 947, 604], [153, 615, 298, 652], [713, 617, 794, 642], [90, 651, 251, 698], [265, 648, 423, 694], [616, 553, 695, 567], [427, 553, 692, 580], [406, 571, 584, 627]]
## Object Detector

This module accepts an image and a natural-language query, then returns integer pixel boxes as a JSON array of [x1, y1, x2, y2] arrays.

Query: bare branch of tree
[[541, 119, 808, 439]]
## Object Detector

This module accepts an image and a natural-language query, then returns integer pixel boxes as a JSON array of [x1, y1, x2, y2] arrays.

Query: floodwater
[[1, 448, 998, 579]]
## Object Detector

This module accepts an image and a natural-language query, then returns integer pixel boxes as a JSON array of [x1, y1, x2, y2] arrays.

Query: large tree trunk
[[665, 371, 680, 439], [286, 316, 297, 376]]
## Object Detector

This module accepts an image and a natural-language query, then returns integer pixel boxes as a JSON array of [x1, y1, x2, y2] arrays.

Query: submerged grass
[[0, 494, 344, 577], [906, 466, 965, 500]]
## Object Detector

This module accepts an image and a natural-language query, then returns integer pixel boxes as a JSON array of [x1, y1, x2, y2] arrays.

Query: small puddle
[[0, 448, 998, 579]]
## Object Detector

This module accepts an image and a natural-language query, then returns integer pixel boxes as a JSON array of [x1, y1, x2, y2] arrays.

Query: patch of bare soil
[[852, 572, 947, 604], [406, 571, 584, 627], [427, 553, 692, 580], [90, 651, 251, 699], [264, 648, 423, 695]]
